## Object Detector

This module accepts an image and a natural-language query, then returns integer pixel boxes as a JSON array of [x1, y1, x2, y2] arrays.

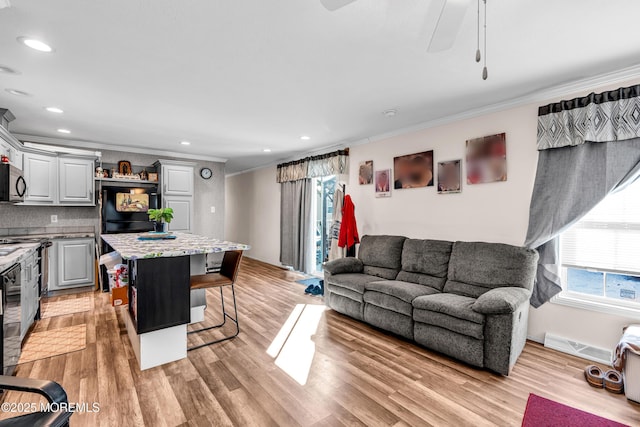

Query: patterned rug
[[18, 324, 87, 364], [521, 394, 628, 427], [41, 297, 93, 319]]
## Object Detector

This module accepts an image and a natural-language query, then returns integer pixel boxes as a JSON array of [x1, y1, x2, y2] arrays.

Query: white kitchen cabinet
[[51, 238, 95, 290], [23, 152, 57, 203], [164, 196, 193, 232], [161, 164, 194, 196], [58, 157, 94, 204], [155, 160, 195, 233]]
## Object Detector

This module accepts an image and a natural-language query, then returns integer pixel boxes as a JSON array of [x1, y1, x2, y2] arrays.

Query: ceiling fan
[[320, 0, 472, 52], [320, 0, 489, 79]]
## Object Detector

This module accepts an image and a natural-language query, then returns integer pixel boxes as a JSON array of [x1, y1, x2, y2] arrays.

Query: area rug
[[522, 394, 629, 427], [18, 324, 87, 364], [41, 297, 93, 319]]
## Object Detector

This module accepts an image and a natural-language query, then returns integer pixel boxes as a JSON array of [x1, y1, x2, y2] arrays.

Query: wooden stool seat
[[187, 250, 243, 351], [190, 273, 233, 290]]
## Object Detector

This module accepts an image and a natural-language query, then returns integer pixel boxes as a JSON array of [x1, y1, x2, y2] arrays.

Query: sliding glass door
[[313, 176, 336, 273]]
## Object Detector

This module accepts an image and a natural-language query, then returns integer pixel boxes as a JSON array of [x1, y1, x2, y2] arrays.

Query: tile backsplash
[[0, 204, 99, 236]]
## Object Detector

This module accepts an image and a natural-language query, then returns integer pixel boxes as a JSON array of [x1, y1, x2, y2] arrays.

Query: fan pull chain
[[475, 0, 481, 62], [482, 0, 488, 80]]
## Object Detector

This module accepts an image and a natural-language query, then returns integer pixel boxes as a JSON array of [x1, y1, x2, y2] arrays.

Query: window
[[560, 178, 640, 310]]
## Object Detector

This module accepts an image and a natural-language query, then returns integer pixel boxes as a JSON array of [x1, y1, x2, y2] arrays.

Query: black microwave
[[0, 163, 26, 203]]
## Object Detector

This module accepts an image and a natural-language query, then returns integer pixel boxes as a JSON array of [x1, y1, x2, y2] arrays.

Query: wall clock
[[200, 167, 213, 180]]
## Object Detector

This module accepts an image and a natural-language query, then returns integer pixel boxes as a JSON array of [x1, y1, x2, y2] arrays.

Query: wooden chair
[[188, 250, 243, 351]]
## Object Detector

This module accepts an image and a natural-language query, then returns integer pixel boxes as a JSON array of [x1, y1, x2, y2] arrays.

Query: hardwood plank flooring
[[1, 257, 639, 426]]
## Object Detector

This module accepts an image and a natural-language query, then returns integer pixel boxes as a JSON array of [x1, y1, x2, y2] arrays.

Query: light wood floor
[[2, 257, 639, 426]]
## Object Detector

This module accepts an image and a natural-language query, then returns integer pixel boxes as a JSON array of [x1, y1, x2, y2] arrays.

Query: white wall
[[226, 165, 281, 266], [226, 76, 640, 351]]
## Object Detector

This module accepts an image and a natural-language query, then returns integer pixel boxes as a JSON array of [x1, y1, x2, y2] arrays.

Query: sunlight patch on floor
[[267, 304, 326, 385]]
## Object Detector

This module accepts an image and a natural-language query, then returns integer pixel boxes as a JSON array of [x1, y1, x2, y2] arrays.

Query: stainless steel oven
[[0, 163, 26, 203], [1, 263, 21, 375]]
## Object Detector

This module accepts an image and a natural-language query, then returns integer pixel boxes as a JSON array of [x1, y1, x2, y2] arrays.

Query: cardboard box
[[111, 285, 128, 307]]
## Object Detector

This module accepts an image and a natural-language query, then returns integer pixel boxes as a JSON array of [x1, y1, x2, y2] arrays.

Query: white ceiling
[[1, 0, 640, 173]]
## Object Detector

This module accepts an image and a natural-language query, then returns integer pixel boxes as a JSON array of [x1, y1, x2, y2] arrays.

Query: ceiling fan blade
[[425, 0, 472, 52], [320, 0, 358, 11]]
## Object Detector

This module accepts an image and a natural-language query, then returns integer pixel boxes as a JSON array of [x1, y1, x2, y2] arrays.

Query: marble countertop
[[101, 232, 250, 260], [0, 242, 41, 273], [0, 232, 95, 241]]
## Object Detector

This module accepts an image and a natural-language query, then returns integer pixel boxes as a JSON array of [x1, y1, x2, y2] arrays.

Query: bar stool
[[188, 250, 243, 351]]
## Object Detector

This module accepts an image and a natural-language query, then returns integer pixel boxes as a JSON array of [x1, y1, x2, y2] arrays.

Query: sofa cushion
[[445, 241, 538, 298], [325, 273, 382, 294], [364, 280, 439, 316], [412, 293, 484, 324], [364, 292, 413, 316], [402, 239, 453, 276], [413, 309, 484, 340], [366, 280, 440, 303], [327, 283, 363, 302], [363, 266, 399, 280], [396, 271, 447, 292], [358, 235, 407, 271]]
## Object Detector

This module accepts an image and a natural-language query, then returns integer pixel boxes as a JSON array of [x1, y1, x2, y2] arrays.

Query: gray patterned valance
[[537, 84, 640, 150], [276, 149, 349, 183]]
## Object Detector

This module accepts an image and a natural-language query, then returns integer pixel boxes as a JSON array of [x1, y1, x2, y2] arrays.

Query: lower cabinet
[[48, 238, 95, 291]]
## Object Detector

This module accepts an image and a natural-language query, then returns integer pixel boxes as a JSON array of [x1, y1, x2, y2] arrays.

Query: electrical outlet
[[51, 215, 58, 223], [210, 206, 216, 213]]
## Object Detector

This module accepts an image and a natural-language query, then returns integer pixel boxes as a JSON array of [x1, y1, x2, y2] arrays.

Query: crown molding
[[13, 133, 228, 163], [227, 64, 640, 177]]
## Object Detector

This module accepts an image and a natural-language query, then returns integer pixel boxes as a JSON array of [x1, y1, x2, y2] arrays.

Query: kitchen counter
[[101, 232, 249, 370], [1, 232, 95, 242], [0, 242, 40, 273], [101, 232, 249, 260]]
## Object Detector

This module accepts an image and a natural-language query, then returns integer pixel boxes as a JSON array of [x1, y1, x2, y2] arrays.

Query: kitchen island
[[101, 232, 249, 370]]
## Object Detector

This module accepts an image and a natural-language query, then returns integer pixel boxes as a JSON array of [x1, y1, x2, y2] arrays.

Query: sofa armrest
[[472, 287, 531, 315], [323, 257, 363, 275]]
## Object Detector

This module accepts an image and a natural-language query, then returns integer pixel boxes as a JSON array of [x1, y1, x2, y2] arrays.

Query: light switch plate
[[51, 215, 58, 223], [210, 206, 215, 213]]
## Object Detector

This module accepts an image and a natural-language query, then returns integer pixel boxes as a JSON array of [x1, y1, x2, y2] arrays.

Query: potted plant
[[147, 208, 174, 232]]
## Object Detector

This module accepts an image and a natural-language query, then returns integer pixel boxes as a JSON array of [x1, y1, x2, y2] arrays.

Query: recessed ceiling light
[[300, 136, 310, 140], [17, 37, 54, 53], [45, 107, 64, 114], [180, 141, 191, 146], [57, 128, 71, 134], [383, 109, 397, 117], [263, 148, 272, 153], [5, 88, 31, 96], [0, 65, 20, 74]]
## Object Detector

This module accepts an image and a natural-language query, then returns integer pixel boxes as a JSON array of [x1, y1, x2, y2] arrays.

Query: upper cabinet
[[23, 152, 57, 203], [58, 157, 94, 204], [23, 151, 96, 206], [155, 160, 195, 233], [161, 163, 194, 196]]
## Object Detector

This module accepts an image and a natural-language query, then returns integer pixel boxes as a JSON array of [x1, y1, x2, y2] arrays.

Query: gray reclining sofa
[[323, 235, 538, 375]]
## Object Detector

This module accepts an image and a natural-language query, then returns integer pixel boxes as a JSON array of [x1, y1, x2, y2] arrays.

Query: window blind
[[561, 179, 640, 274]]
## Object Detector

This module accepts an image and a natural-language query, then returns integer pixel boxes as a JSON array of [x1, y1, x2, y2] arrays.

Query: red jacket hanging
[[338, 195, 359, 248]]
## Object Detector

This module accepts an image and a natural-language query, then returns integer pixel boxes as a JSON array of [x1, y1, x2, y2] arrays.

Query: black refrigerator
[[101, 184, 159, 234]]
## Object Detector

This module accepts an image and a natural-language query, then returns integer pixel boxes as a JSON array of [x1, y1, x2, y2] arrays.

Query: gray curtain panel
[[524, 137, 640, 307], [280, 179, 314, 273]]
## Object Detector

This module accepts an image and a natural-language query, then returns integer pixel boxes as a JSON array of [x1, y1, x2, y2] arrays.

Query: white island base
[[125, 254, 207, 371]]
